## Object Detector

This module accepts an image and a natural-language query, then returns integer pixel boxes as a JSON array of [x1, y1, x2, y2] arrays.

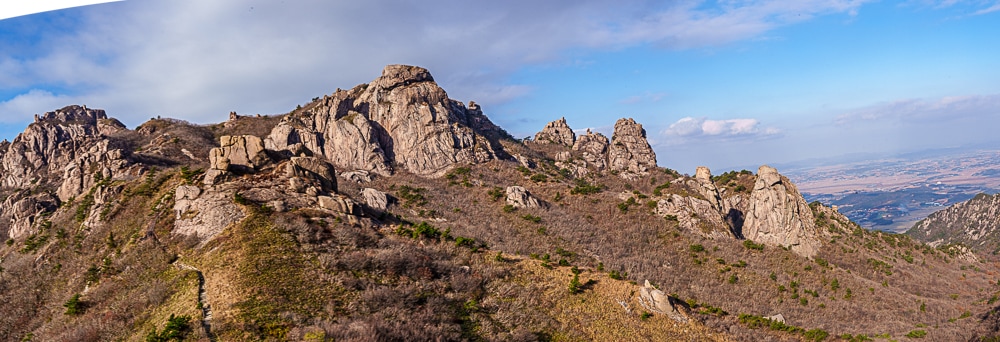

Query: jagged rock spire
[[608, 118, 657, 179], [741, 165, 821, 258], [534, 117, 576, 146]]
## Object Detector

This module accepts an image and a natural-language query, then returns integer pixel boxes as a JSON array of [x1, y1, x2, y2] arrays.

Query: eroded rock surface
[[534, 117, 575, 146], [265, 65, 506, 177], [506, 186, 541, 209], [572, 129, 609, 171], [742, 165, 821, 257], [608, 118, 657, 179], [361, 188, 389, 211], [638, 280, 687, 322]]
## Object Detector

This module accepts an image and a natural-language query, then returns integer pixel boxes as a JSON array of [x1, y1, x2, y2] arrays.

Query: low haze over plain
[[1, 0, 999, 172]]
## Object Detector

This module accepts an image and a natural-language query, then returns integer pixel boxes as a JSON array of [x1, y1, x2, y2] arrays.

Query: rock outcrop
[[0, 105, 138, 239], [534, 117, 575, 146], [0, 192, 59, 240], [2, 105, 131, 191], [506, 186, 541, 209], [361, 188, 389, 211], [741, 165, 821, 257], [638, 280, 687, 322], [265, 65, 506, 177], [607, 118, 657, 179], [571, 129, 610, 171], [693, 166, 724, 210], [656, 194, 732, 239]]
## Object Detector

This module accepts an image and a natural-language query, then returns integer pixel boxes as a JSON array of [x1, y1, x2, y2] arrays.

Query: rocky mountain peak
[[34, 105, 106, 124], [370, 64, 435, 90], [534, 117, 576, 146], [608, 118, 657, 179], [265, 64, 505, 178]]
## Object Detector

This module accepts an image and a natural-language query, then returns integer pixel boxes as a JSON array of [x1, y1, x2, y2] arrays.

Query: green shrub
[[146, 314, 192, 342], [521, 214, 541, 223], [570, 179, 602, 195], [502, 204, 516, 213], [530, 173, 548, 182], [905, 329, 927, 338], [568, 274, 582, 294], [804, 328, 829, 341], [652, 182, 671, 196], [689, 244, 706, 253], [487, 187, 505, 201], [63, 293, 84, 315], [743, 240, 765, 251], [609, 270, 623, 280], [397, 185, 428, 207]]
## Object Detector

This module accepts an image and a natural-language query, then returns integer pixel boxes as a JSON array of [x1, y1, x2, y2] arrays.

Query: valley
[[785, 149, 1000, 232]]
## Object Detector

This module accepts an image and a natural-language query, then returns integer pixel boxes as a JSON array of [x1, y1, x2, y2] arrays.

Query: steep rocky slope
[[1, 65, 999, 342], [907, 192, 1000, 253]]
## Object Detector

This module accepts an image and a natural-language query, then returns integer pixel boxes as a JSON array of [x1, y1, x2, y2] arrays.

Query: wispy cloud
[[834, 93, 1000, 125], [972, 3, 1000, 15]]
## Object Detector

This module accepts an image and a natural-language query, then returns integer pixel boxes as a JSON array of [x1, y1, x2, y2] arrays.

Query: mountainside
[[907, 193, 1000, 253], [2, 65, 1000, 341]]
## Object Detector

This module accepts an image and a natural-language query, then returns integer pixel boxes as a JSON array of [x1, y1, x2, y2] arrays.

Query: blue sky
[[1, 0, 999, 173]]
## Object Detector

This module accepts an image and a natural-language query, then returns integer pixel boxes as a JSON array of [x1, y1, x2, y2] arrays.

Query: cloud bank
[[0, 0, 872, 128], [662, 116, 780, 143]]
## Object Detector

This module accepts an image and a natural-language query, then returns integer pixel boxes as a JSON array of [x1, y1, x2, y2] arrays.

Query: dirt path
[[175, 262, 215, 341]]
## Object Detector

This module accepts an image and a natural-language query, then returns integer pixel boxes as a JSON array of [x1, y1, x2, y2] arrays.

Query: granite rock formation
[[534, 117, 575, 146], [741, 165, 821, 257], [607, 118, 657, 179], [265, 64, 506, 177], [506, 186, 542, 209]]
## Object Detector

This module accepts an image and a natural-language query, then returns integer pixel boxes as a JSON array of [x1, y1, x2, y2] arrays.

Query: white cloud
[[973, 3, 1000, 15], [0, 89, 76, 123], [0, 0, 872, 127], [662, 116, 780, 144]]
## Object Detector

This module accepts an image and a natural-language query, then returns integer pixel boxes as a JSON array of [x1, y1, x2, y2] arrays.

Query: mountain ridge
[[1, 65, 998, 341]]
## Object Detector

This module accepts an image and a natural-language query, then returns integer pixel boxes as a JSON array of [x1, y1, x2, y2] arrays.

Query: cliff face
[[907, 193, 1000, 252], [0, 106, 138, 240], [266, 64, 506, 177], [740, 165, 822, 258]]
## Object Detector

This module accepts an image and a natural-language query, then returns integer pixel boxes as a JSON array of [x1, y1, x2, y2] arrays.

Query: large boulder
[[361, 188, 389, 211], [208, 135, 270, 173], [534, 117, 576, 146], [741, 165, 822, 258], [286, 157, 337, 191], [607, 118, 657, 179], [637, 280, 687, 322], [265, 65, 505, 178], [505, 186, 541, 209]]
